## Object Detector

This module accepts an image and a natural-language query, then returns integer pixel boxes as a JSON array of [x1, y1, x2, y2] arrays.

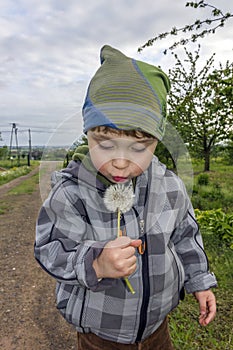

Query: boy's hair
[[90, 126, 157, 140]]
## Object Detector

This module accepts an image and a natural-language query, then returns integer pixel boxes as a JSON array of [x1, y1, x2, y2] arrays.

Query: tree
[[167, 45, 233, 171], [0, 145, 8, 160], [138, 1, 233, 54], [224, 132, 233, 165]]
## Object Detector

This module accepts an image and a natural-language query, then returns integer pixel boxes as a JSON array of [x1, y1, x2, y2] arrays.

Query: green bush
[[195, 208, 233, 249], [197, 173, 209, 185]]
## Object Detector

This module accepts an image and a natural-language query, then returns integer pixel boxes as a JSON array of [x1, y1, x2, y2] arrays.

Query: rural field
[[0, 160, 232, 349]]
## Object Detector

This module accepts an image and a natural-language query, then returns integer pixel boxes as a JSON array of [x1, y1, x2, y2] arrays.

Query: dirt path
[[0, 163, 77, 350]]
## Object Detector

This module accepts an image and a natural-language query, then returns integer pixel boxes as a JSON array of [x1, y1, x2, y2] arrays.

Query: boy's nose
[[112, 157, 129, 169]]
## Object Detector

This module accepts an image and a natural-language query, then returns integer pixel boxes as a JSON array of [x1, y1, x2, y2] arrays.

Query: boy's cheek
[[131, 163, 150, 176], [90, 153, 112, 172], [135, 156, 154, 172]]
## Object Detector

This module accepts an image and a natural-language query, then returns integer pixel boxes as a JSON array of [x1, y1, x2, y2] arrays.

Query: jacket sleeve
[[171, 191, 217, 294], [34, 181, 115, 291]]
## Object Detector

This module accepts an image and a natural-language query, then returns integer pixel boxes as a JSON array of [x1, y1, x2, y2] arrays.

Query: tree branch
[[138, 2, 232, 53]]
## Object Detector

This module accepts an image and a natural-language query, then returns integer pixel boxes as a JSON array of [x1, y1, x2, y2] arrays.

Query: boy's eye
[[131, 145, 146, 153], [98, 141, 114, 150]]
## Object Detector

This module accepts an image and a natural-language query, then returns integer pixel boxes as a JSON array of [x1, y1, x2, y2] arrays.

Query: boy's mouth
[[112, 176, 128, 183]]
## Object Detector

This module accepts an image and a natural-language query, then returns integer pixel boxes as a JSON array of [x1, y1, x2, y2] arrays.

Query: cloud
[[0, 0, 232, 145]]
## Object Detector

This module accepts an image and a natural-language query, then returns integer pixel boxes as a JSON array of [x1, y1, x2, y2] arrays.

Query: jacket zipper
[[135, 216, 150, 343]]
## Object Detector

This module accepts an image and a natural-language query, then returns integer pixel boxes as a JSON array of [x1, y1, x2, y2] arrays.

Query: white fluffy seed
[[104, 183, 134, 213]]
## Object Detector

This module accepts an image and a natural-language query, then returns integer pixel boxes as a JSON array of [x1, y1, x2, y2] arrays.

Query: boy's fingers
[[130, 239, 142, 248], [199, 300, 207, 316], [106, 237, 142, 250], [196, 292, 216, 326], [106, 236, 132, 249], [202, 298, 216, 325]]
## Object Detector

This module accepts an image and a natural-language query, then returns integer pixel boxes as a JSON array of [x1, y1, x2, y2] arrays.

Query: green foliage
[[167, 46, 233, 171], [154, 142, 175, 170], [224, 135, 233, 165], [197, 173, 209, 185], [0, 166, 32, 185], [63, 134, 88, 167], [195, 208, 233, 249], [138, 1, 233, 54], [0, 158, 30, 169], [0, 145, 8, 160]]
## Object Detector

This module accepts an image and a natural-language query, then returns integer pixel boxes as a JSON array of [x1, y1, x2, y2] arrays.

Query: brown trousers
[[77, 318, 175, 350]]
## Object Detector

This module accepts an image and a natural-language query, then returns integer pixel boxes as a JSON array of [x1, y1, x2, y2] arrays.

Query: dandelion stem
[[124, 277, 136, 294], [117, 208, 135, 295], [117, 209, 121, 236]]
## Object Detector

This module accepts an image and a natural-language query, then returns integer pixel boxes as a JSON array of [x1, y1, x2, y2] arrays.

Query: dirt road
[[0, 163, 77, 349]]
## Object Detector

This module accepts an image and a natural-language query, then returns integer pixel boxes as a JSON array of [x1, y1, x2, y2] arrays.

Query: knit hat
[[82, 45, 171, 140]]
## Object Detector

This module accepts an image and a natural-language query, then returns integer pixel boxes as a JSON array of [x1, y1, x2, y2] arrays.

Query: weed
[[195, 209, 233, 249]]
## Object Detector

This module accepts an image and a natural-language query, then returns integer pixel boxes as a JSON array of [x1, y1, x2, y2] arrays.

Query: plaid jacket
[[35, 157, 217, 344]]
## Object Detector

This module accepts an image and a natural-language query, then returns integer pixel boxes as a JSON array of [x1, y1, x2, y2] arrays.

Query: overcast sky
[[0, 0, 232, 147]]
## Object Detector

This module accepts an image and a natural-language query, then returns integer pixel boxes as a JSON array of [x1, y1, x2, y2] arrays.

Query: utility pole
[[15, 126, 20, 166], [9, 123, 20, 166], [9, 123, 15, 158], [28, 128, 32, 166]]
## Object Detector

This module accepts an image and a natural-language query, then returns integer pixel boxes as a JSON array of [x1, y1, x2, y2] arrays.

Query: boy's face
[[87, 128, 158, 184]]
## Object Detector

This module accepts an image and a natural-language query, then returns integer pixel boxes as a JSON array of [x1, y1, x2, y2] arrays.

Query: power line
[[1, 129, 55, 133]]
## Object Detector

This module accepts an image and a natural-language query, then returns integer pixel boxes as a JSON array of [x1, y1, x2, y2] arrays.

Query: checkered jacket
[[35, 157, 217, 344]]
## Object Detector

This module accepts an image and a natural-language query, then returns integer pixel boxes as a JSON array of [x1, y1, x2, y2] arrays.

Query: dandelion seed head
[[104, 183, 134, 213]]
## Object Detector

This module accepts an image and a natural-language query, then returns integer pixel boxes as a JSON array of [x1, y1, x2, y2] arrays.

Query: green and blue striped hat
[[82, 45, 171, 140]]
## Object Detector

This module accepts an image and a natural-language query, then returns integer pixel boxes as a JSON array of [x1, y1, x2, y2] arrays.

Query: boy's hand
[[93, 236, 141, 279], [193, 290, 216, 326]]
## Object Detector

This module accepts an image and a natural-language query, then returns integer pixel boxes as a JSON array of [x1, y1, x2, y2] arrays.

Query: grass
[[0, 172, 39, 214], [170, 235, 233, 350], [0, 203, 10, 215], [8, 172, 39, 195], [191, 161, 233, 213], [0, 161, 39, 186], [192, 160, 233, 187]]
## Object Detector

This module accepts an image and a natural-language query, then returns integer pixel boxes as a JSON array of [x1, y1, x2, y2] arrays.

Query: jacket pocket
[[168, 241, 185, 293]]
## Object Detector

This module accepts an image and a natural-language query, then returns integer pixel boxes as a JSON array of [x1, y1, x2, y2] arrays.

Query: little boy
[[35, 45, 217, 349]]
